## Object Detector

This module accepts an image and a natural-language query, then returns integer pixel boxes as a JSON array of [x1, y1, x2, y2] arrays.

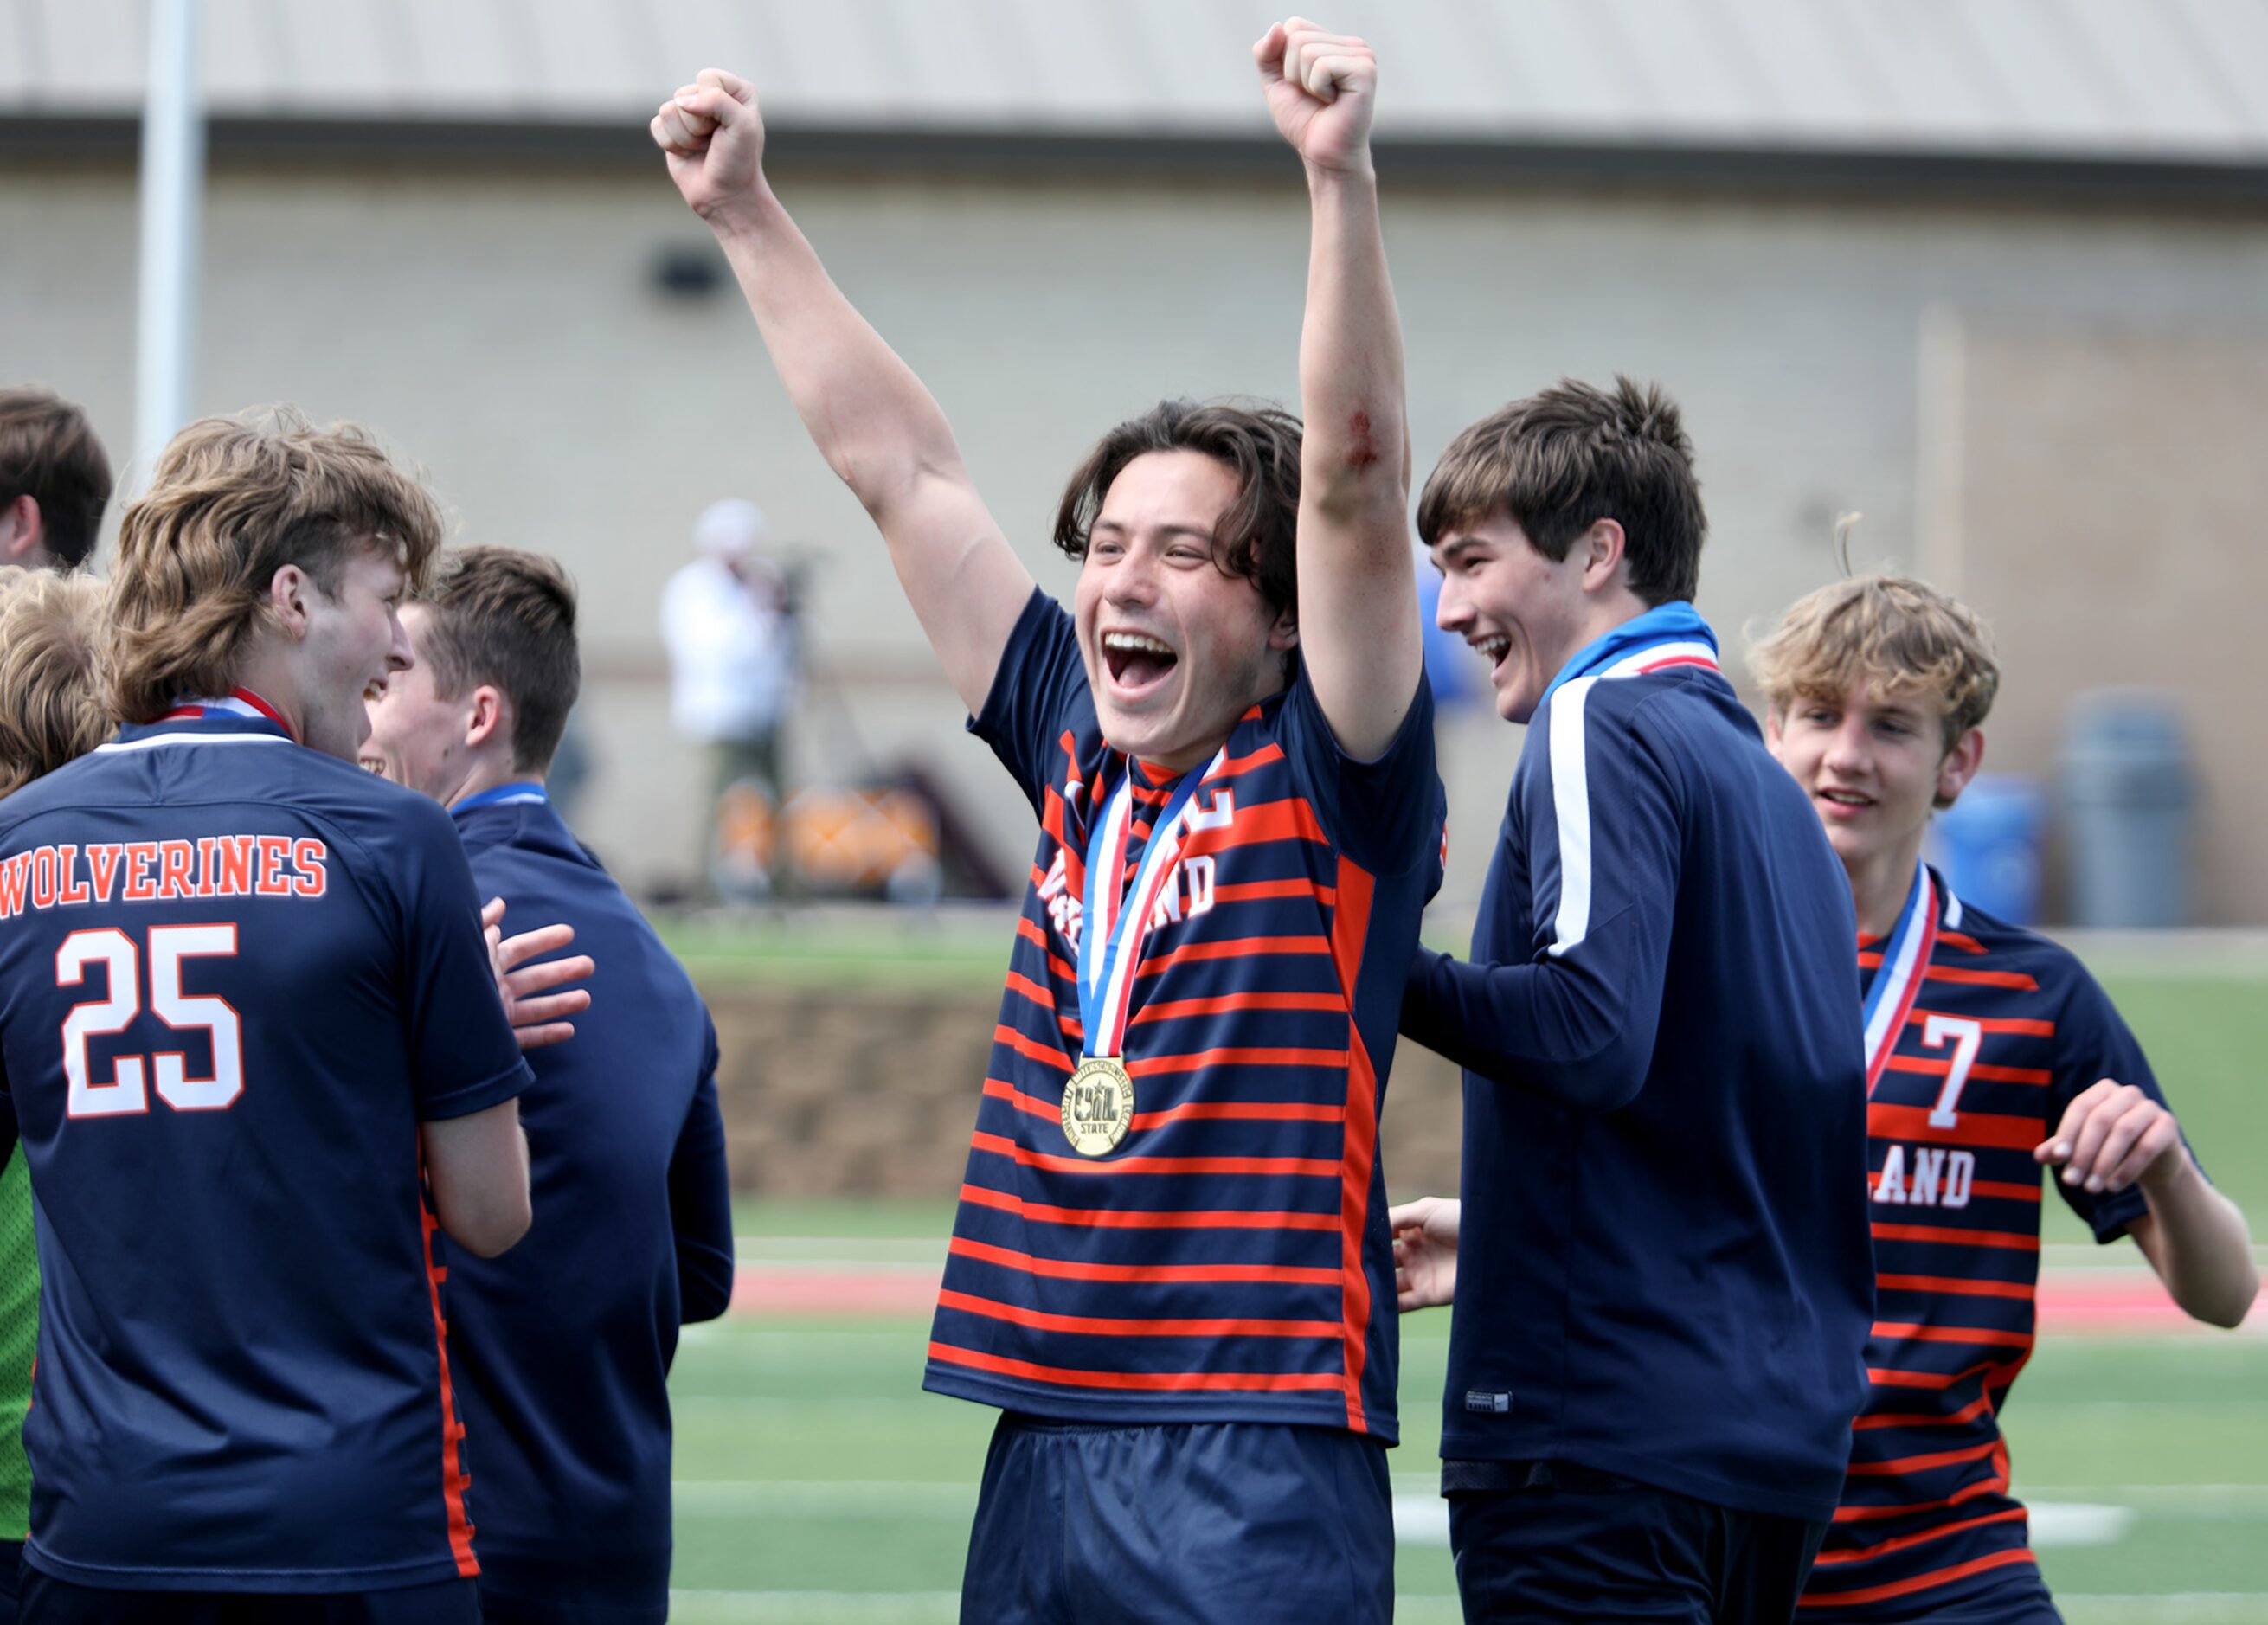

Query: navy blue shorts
[[1447, 1461, 1828, 1623], [0, 1540, 19, 1625], [18, 1571, 480, 1625], [961, 1413, 1393, 1625]]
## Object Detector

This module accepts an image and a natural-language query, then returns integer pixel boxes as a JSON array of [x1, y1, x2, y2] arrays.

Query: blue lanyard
[[1537, 601, 1718, 710], [454, 781, 549, 812]]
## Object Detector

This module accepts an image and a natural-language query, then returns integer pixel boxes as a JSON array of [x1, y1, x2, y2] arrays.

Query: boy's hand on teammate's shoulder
[[483, 896, 595, 1050], [2034, 1078, 2189, 1198], [652, 67, 768, 226], [1390, 1196, 1459, 1312], [1252, 18, 1378, 176]]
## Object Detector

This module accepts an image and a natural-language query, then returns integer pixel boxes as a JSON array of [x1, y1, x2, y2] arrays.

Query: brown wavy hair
[[415, 546, 581, 774], [1418, 376, 1705, 606], [0, 565, 111, 798], [1053, 398, 1303, 626], [106, 412, 444, 724]]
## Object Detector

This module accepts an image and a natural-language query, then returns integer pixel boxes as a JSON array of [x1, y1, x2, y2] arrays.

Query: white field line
[[2027, 1502, 2136, 1545]]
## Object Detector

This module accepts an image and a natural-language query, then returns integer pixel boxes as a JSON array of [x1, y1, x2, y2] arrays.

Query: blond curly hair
[[1748, 574, 2000, 751], [0, 565, 111, 798]]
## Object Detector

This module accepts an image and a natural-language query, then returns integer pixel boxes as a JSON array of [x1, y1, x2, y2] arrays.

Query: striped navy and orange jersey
[[922, 589, 1445, 1437], [1801, 870, 2163, 1621], [0, 707, 532, 1591]]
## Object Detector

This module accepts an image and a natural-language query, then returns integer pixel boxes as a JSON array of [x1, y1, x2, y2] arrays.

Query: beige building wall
[[7, 158, 2268, 911], [1921, 318, 2268, 924]]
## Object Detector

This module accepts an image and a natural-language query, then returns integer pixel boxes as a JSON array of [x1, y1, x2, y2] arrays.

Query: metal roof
[[5, 0, 2268, 165]]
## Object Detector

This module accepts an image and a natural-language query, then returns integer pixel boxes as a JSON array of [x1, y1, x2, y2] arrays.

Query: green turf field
[[665, 951, 2268, 1622]]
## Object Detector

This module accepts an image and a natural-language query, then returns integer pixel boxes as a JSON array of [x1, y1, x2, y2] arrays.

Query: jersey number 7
[[1921, 1012, 1983, 1129], [57, 925, 244, 1117]]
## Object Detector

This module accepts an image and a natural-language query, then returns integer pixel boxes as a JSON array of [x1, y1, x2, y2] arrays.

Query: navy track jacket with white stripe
[[1404, 621, 1875, 1523]]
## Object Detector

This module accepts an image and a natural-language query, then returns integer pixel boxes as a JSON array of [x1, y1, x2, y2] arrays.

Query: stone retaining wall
[[706, 982, 1465, 1200]]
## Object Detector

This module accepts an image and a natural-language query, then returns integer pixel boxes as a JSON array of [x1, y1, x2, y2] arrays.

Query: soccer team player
[[0, 415, 535, 1619], [652, 16, 1444, 1621], [0, 565, 110, 1620], [362, 544, 736, 1625], [1751, 575, 2257, 1624], [1395, 381, 1877, 1621]]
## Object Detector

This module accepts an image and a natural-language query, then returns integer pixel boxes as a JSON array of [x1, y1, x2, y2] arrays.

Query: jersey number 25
[[57, 925, 243, 1117]]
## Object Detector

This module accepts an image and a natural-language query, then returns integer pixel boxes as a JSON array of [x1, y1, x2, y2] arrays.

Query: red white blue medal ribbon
[[1861, 861, 1937, 1094], [160, 689, 293, 735], [1076, 746, 1226, 1058]]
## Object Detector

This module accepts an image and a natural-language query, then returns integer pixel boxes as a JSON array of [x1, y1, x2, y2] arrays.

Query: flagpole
[[134, 0, 204, 478]]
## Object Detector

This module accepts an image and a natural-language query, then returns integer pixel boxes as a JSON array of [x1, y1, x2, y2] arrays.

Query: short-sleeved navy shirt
[[0, 712, 531, 1591], [923, 590, 1446, 1439], [1806, 875, 2183, 1617]]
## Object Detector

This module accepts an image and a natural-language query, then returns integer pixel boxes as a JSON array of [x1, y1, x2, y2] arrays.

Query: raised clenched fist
[[1253, 17, 1378, 174], [652, 67, 768, 224]]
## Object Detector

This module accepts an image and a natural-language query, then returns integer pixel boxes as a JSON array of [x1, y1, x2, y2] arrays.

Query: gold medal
[[1061, 1055, 1135, 1158]]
